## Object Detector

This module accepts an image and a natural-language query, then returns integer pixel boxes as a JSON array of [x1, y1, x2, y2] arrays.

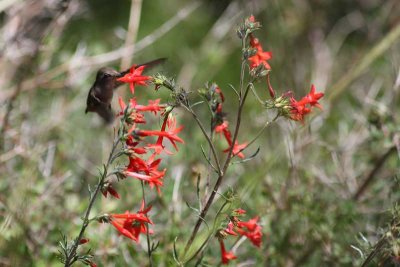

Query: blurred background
[[0, 0, 399, 266]]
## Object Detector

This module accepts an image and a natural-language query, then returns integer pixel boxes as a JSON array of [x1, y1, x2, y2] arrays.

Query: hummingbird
[[85, 58, 166, 123]]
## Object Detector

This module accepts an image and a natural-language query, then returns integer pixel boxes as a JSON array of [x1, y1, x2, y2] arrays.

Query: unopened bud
[[79, 238, 90, 245]]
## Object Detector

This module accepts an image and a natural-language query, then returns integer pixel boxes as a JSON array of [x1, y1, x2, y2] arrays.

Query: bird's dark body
[[85, 58, 166, 123]]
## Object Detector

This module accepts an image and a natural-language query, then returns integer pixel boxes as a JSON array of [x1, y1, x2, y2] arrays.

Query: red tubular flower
[[145, 116, 172, 155], [302, 84, 324, 108], [289, 84, 324, 121], [123, 169, 165, 193], [236, 224, 263, 247], [130, 98, 165, 115], [137, 116, 184, 151], [79, 238, 90, 245], [248, 35, 272, 70], [234, 208, 246, 215], [219, 239, 237, 265], [266, 74, 276, 98], [110, 204, 153, 242], [118, 96, 127, 114], [248, 15, 255, 23], [117, 65, 151, 94], [233, 216, 263, 247], [215, 120, 229, 135], [237, 216, 259, 232], [215, 86, 225, 102], [215, 120, 247, 158], [118, 96, 146, 123], [223, 141, 247, 159], [89, 262, 97, 267], [224, 221, 237, 236], [124, 154, 166, 193], [126, 156, 165, 177], [126, 136, 147, 154], [223, 212, 263, 248]]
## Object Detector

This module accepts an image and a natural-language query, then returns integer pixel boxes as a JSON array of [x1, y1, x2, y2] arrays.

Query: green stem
[[183, 37, 252, 260], [141, 181, 153, 267], [64, 137, 120, 267]]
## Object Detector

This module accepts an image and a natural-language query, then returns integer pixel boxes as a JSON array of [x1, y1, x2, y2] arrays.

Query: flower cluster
[[117, 65, 151, 94], [289, 84, 324, 121], [109, 201, 153, 243], [248, 35, 272, 71], [244, 16, 324, 121], [217, 209, 263, 265], [99, 62, 183, 248]]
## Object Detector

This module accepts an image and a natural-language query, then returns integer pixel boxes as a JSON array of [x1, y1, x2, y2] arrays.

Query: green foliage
[[1, 0, 399, 266]]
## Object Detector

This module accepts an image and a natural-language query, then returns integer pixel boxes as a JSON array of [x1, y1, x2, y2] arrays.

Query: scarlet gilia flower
[[215, 86, 225, 102], [223, 212, 263, 248], [145, 117, 169, 155], [248, 15, 255, 23], [224, 221, 237, 236], [125, 136, 147, 155], [215, 120, 229, 134], [215, 120, 247, 159], [110, 203, 153, 242], [289, 84, 324, 121], [136, 115, 184, 151], [234, 208, 246, 215], [124, 155, 166, 193], [219, 239, 237, 265], [123, 168, 165, 193], [248, 35, 272, 70], [144, 114, 178, 155], [89, 262, 97, 267], [223, 141, 247, 159], [130, 98, 165, 115], [266, 74, 276, 98], [79, 238, 90, 245], [117, 65, 151, 94], [117, 97, 147, 124], [238, 15, 261, 39], [236, 217, 263, 247]]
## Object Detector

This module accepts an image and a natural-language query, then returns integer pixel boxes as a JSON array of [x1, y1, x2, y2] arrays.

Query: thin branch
[[200, 145, 218, 174], [0, 82, 22, 148], [64, 137, 120, 266], [352, 146, 397, 201], [204, 127, 215, 206], [235, 114, 279, 156], [1, 1, 202, 102], [183, 42, 254, 259], [249, 82, 265, 104], [141, 181, 153, 267], [181, 105, 222, 174], [327, 23, 400, 103], [120, 0, 143, 70]]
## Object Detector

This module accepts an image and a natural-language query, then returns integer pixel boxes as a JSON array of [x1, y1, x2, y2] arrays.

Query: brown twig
[[0, 82, 22, 148], [120, 0, 143, 70], [352, 146, 397, 201], [183, 41, 254, 258], [0, 1, 202, 102]]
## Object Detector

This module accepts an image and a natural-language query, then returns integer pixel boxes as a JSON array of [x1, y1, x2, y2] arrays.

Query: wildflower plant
[[59, 15, 324, 266]]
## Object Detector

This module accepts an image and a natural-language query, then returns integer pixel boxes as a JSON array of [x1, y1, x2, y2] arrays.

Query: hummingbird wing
[[118, 57, 167, 77], [96, 104, 115, 124]]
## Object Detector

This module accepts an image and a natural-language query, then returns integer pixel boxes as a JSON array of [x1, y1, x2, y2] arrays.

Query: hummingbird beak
[[117, 71, 127, 78]]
